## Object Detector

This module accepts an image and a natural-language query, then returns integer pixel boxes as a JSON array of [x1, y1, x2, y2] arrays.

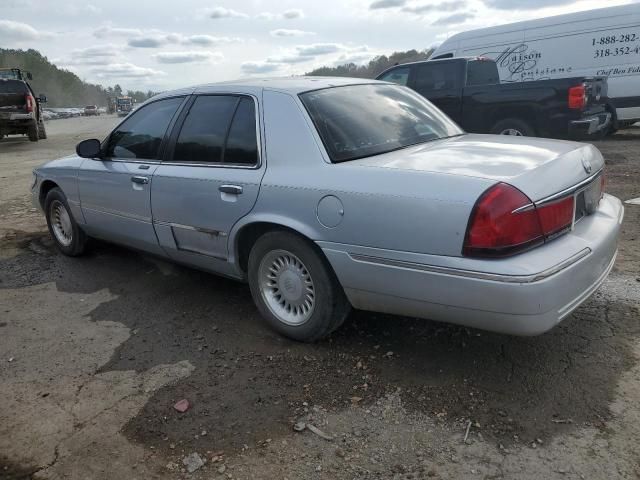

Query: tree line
[[307, 49, 434, 78], [0, 49, 157, 107]]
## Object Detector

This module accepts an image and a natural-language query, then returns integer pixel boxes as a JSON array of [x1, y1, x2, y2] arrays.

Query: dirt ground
[[0, 116, 639, 480]]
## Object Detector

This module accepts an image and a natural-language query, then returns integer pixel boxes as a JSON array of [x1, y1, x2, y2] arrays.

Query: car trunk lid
[[349, 133, 604, 202]]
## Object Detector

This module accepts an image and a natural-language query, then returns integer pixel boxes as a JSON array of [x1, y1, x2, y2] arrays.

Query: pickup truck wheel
[[37, 120, 47, 139], [248, 231, 351, 342], [44, 188, 87, 256], [491, 118, 535, 137], [27, 122, 39, 142]]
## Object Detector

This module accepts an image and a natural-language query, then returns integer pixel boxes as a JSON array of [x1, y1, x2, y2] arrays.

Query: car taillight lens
[[536, 196, 574, 238], [568, 84, 586, 110], [463, 183, 543, 257], [25, 94, 34, 113], [464, 183, 576, 258]]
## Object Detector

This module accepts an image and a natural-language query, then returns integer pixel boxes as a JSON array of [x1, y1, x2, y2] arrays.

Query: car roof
[[153, 76, 382, 100]]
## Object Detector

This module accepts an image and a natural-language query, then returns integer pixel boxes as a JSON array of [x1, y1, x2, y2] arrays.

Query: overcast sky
[[0, 0, 637, 91]]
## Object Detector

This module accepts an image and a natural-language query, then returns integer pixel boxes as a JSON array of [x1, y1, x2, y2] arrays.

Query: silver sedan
[[31, 77, 623, 342]]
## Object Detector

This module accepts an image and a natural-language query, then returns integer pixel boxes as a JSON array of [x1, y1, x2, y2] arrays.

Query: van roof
[[439, 4, 639, 44]]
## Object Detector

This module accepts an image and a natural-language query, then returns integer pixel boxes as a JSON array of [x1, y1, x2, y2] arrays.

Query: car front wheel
[[248, 231, 350, 342], [44, 187, 87, 256]]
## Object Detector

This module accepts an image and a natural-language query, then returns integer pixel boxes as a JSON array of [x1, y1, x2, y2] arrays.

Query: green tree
[[307, 49, 434, 78]]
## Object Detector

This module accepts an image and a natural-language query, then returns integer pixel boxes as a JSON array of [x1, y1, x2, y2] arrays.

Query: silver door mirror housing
[[76, 139, 102, 159]]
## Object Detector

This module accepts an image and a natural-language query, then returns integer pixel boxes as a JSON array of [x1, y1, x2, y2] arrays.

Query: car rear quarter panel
[[35, 155, 84, 221], [231, 89, 495, 259]]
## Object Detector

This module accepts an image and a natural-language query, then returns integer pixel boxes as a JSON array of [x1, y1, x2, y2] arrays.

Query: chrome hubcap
[[500, 128, 524, 136], [50, 200, 73, 247], [258, 250, 315, 326]]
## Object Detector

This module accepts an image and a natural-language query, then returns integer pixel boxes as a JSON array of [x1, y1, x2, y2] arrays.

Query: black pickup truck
[[376, 57, 610, 139], [0, 68, 47, 142]]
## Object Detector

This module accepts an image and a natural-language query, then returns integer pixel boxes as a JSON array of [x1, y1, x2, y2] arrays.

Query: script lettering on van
[[481, 43, 574, 81], [482, 43, 542, 80]]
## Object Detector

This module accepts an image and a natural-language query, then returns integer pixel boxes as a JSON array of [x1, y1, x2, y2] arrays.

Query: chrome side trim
[[154, 220, 228, 237], [81, 204, 151, 222], [536, 170, 602, 206], [349, 248, 591, 284]]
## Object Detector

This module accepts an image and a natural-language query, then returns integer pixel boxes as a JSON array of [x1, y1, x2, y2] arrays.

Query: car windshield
[[299, 83, 463, 162]]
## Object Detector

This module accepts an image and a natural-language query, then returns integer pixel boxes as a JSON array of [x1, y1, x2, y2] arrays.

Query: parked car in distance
[[431, 4, 640, 131], [377, 57, 610, 138], [0, 69, 47, 141], [84, 105, 99, 116], [31, 78, 623, 342]]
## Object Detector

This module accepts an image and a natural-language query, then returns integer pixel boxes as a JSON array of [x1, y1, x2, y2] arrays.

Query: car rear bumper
[[319, 194, 623, 336], [569, 111, 611, 136]]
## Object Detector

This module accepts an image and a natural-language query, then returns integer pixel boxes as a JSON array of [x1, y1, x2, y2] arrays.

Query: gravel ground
[[0, 116, 639, 480]]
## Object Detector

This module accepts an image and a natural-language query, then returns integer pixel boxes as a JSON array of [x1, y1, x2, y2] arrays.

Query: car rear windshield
[[299, 84, 463, 162], [0, 80, 28, 94]]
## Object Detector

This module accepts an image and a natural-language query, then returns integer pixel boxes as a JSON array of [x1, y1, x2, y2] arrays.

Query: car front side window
[[105, 97, 183, 160]]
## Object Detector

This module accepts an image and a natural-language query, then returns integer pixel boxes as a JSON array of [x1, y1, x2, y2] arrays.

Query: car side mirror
[[38, 94, 47, 103], [76, 139, 102, 159]]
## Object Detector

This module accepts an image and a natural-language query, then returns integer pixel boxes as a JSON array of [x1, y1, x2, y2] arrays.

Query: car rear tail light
[[25, 93, 34, 113], [536, 196, 574, 238], [463, 183, 543, 257], [568, 84, 587, 110], [464, 183, 576, 258]]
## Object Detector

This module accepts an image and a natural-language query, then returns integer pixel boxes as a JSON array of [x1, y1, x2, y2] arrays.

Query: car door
[[409, 62, 463, 123], [151, 94, 265, 268], [78, 96, 185, 254]]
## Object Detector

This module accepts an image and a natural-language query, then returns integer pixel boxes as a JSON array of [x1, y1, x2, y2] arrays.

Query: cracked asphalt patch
[[1, 116, 639, 479]]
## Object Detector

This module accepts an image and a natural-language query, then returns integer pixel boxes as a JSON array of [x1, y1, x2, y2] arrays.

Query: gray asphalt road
[[1, 117, 639, 480]]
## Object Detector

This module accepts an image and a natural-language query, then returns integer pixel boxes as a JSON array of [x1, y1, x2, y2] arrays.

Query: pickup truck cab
[[376, 57, 610, 138], [0, 68, 47, 142]]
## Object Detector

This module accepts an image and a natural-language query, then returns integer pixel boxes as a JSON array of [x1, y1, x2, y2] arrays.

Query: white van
[[431, 4, 640, 128]]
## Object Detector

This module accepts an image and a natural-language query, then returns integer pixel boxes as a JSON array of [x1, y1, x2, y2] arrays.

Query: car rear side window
[[105, 97, 183, 160], [466, 60, 500, 86], [412, 63, 460, 92], [224, 98, 258, 165], [0, 80, 27, 94], [378, 67, 410, 86], [173, 95, 258, 165]]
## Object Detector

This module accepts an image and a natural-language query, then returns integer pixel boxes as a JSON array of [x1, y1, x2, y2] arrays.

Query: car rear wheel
[[491, 118, 535, 137], [27, 122, 39, 142], [37, 120, 47, 139], [248, 231, 351, 342], [45, 188, 87, 256]]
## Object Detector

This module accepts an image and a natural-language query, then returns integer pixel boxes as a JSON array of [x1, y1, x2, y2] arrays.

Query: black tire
[[37, 120, 47, 139], [248, 230, 351, 342], [27, 122, 39, 142], [44, 187, 88, 256], [491, 118, 536, 137]]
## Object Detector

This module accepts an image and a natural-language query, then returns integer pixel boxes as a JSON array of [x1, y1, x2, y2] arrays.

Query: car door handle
[[219, 185, 243, 195], [131, 176, 149, 185]]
